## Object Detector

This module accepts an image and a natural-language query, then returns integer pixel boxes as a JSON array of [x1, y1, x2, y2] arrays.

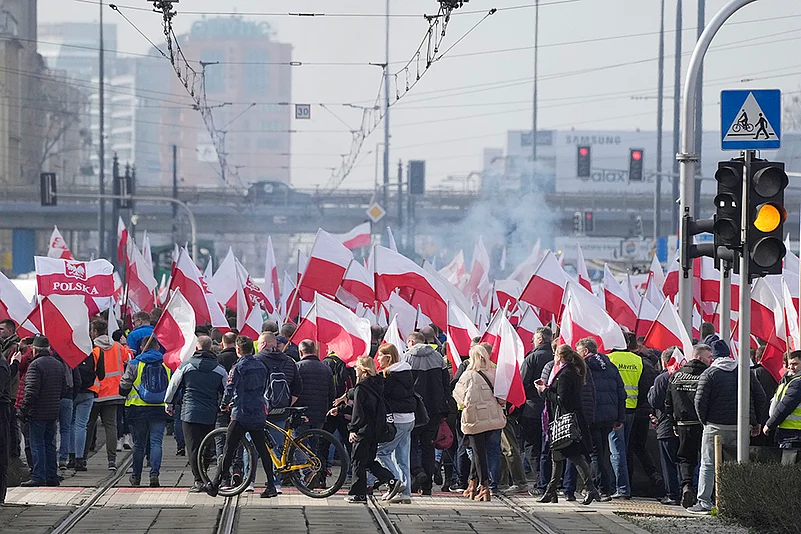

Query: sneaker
[[123, 435, 132, 450], [107, 462, 116, 472], [344, 495, 368, 504], [388, 494, 412, 504], [660, 496, 681, 506], [501, 484, 529, 496], [245, 482, 255, 493], [383, 480, 405, 501], [205, 483, 219, 497], [176, 448, 186, 457], [441, 483, 451, 493], [74, 459, 88, 472], [611, 492, 631, 500], [565, 492, 577, 502], [66, 457, 76, 469], [149, 476, 160, 488], [21, 479, 44, 487], [686, 503, 712, 514], [600, 494, 613, 502], [129, 476, 141, 487], [529, 488, 545, 497], [59, 461, 67, 471], [116, 438, 124, 452], [188, 482, 205, 493], [450, 485, 467, 493], [681, 485, 695, 509], [260, 486, 279, 498]]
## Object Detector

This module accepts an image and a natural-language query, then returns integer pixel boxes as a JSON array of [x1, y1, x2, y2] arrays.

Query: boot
[[433, 461, 443, 485], [463, 479, 476, 498], [74, 458, 88, 472], [537, 484, 558, 503], [580, 485, 601, 506], [474, 485, 491, 502], [66, 454, 76, 469]]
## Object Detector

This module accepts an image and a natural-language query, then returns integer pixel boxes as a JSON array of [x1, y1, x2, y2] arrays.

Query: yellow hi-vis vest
[[608, 351, 643, 410], [775, 375, 801, 430], [125, 361, 172, 407]]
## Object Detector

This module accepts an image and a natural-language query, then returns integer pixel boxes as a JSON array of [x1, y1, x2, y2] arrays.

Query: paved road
[[3, 442, 693, 534]]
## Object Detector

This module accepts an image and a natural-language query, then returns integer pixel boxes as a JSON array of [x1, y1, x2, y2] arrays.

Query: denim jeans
[[29, 419, 58, 484], [659, 437, 681, 500], [71, 392, 95, 459], [608, 413, 633, 496], [377, 420, 414, 497], [697, 424, 736, 509], [590, 422, 614, 495], [131, 417, 166, 478], [266, 416, 287, 486], [173, 402, 185, 449], [58, 398, 73, 463], [485, 429, 502, 490]]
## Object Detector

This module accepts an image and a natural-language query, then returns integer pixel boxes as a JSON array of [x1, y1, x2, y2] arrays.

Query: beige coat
[[453, 367, 507, 435]]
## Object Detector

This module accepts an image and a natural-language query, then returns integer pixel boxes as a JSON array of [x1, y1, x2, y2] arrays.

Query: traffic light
[[584, 211, 594, 233], [409, 160, 425, 195], [40, 172, 56, 206], [713, 159, 744, 261], [577, 146, 591, 178], [746, 160, 787, 277], [573, 211, 582, 234], [629, 149, 644, 182]]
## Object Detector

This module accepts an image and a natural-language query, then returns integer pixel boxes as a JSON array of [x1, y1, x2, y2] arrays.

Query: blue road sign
[[721, 89, 781, 150]]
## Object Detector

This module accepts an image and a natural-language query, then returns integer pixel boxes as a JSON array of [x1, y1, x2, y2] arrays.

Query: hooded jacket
[[126, 324, 155, 355], [118, 348, 169, 420], [453, 366, 506, 435], [217, 347, 238, 373], [665, 358, 708, 425], [165, 350, 227, 425], [520, 343, 554, 419], [255, 349, 303, 404], [223, 353, 268, 428], [348, 374, 387, 441], [21, 351, 67, 421], [295, 353, 335, 426], [402, 343, 450, 418], [586, 352, 626, 425], [383, 360, 416, 415], [695, 357, 764, 427], [92, 336, 130, 403]]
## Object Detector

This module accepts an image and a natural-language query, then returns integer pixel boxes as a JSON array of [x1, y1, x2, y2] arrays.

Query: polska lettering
[[52, 281, 100, 296]]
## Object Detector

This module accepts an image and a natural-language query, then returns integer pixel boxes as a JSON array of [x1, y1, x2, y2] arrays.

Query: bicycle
[[196, 406, 350, 498], [731, 120, 754, 133]]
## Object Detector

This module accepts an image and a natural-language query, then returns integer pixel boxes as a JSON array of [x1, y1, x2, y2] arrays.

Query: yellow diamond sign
[[366, 203, 386, 223]]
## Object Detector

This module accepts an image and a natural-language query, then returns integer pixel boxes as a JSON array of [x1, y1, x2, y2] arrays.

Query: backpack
[[265, 359, 291, 411], [137, 361, 169, 405], [326, 355, 355, 398]]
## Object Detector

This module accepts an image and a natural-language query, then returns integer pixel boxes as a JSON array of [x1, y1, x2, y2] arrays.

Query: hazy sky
[[38, 0, 801, 191]]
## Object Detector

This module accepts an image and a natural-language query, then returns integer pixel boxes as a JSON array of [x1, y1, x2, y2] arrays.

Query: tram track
[[215, 494, 240, 534], [496, 494, 563, 534]]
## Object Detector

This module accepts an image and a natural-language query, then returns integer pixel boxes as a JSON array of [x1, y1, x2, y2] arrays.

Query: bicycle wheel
[[285, 429, 349, 498], [197, 427, 257, 497]]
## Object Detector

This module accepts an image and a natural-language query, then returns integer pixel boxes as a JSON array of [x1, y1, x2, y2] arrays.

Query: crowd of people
[[0, 310, 799, 511]]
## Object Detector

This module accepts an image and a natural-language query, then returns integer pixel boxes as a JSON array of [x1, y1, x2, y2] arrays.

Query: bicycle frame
[[262, 419, 317, 473]]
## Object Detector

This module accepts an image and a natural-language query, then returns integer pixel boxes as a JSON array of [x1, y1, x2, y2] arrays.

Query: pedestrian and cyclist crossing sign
[[721, 89, 781, 150]]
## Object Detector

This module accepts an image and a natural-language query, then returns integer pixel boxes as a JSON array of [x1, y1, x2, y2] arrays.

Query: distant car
[[246, 181, 313, 206]]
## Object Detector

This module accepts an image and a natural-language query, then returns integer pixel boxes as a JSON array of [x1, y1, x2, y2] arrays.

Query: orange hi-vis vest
[[90, 342, 132, 399]]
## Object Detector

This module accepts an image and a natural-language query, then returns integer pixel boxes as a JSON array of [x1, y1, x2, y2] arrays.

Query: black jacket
[[284, 343, 300, 363], [403, 344, 450, 418], [21, 352, 67, 420], [695, 357, 764, 427], [323, 355, 356, 399], [76, 351, 105, 396], [586, 352, 625, 425], [383, 361, 416, 414], [544, 364, 592, 457], [752, 364, 779, 424], [295, 354, 335, 425], [1, 334, 19, 405], [217, 347, 238, 373], [766, 372, 801, 445], [648, 370, 674, 439], [636, 358, 658, 418], [165, 350, 228, 425], [520, 343, 554, 419], [665, 358, 708, 425], [348, 374, 386, 441], [0, 355, 10, 405], [256, 349, 303, 401]]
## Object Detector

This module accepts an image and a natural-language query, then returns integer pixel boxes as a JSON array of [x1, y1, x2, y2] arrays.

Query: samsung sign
[[564, 134, 622, 146]]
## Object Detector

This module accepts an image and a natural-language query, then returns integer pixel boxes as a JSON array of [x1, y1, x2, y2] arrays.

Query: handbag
[[434, 418, 454, 450], [379, 412, 397, 444], [413, 393, 430, 428], [548, 408, 582, 451]]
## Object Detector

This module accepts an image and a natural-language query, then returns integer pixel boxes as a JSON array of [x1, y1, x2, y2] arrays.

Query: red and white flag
[[238, 303, 264, 340], [264, 236, 280, 305], [481, 309, 526, 407], [142, 233, 153, 273], [236, 258, 275, 315], [516, 306, 544, 354], [493, 279, 521, 315], [333, 222, 371, 250], [576, 244, 592, 292], [153, 288, 198, 371], [645, 271, 666, 310], [643, 298, 693, 371], [299, 229, 353, 299], [635, 281, 661, 338], [751, 278, 787, 382], [464, 237, 491, 305], [438, 250, 467, 289], [48, 226, 74, 260], [170, 247, 227, 331], [35, 295, 93, 368], [382, 315, 406, 353], [509, 241, 542, 287], [337, 259, 375, 308], [292, 295, 371, 365], [423, 262, 473, 319], [649, 255, 665, 295], [782, 277, 800, 352], [35, 257, 114, 299], [447, 303, 479, 371], [126, 241, 158, 313], [282, 271, 300, 322], [210, 249, 246, 312], [560, 282, 626, 354], [785, 236, 800, 274], [203, 257, 213, 281], [385, 291, 426, 339], [520, 250, 568, 319], [663, 252, 679, 300], [0, 271, 34, 325], [117, 217, 128, 267], [603, 265, 637, 332]]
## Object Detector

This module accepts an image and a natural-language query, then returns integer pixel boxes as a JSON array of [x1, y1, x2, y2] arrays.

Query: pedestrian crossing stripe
[[722, 92, 777, 142]]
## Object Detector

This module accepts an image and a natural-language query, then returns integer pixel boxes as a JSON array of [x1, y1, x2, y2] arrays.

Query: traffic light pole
[[719, 262, 731, 343], [678, 0, 757, 332], [736, 150, 754, 464]]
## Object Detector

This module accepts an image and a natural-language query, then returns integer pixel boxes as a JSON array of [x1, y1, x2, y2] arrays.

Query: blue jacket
[[126, 325, 154, 355], [165, 351, 227, 425], [223, 354, 268, 428], [585, 352, 625, 425]]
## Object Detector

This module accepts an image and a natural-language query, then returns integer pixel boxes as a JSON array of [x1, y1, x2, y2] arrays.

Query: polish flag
[[203, 257, 213, 281], [509, 240, 542, 287], [387, 226, 398, 252], [603, 265, 637, 331], [493, 279, 521, 314], [516, 306, 544, 354], [153, 288, 198, 371], [126, 241, 157, 313], [238, 303, 264, 340], [635, 280, 661, 338], [480, 309, 526, 407], [625, 273, 640, 309], [782, 278, 800, 352], [519, 250, 568, 319], [25, 295, 92, 368], [423, 261, 473, 319], [559, 282, 626, 354], [382, 314, 406, 353], [299, 229, 353, 299], [0, 271, 34, 325], [337, 259, 375, 308], [236, 258, 275, 315], [48, 226, 74, 260], [576, 244, 592, 292], [281, 271, 300, 322], [264, 236, 280, 305], [117, 217, 128, 267], [464, 237, 492, 305], [645, 271, 666, 310], [35, 257, 114, 299], [385, 291, 427, 338], [447, 303, 479, 371], [374, 246, 449, 329], [663, 252, 679, 300], [292, 295, 371, 365], [297, 250, 309, 282], [210, 249, 246, 312], [751, 278, 787, 382], [438, 250, 467, 289], [169, 248, 220, 328], [333, 222, 371, 250], [643, 298, 694, 371], [649, 256, 666, 295], [783, 268, 800, 313], [157, 273, 169, 308]]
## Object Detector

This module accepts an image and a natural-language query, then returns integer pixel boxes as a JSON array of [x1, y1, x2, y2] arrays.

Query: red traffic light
[[631, 150, 642, 161], [585, 212, 593, 220], [579, 147, 589, 157]]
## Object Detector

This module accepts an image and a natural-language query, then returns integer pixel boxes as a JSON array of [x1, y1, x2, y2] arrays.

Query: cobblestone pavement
[[3, 444, 710, 534]]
